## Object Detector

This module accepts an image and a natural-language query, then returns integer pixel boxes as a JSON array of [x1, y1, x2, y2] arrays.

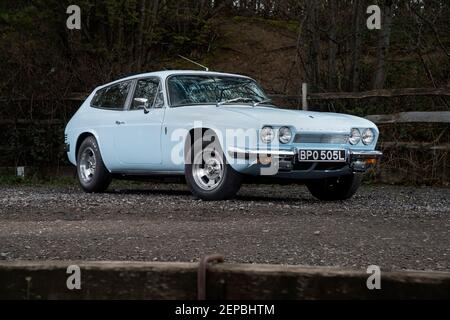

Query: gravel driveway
[[0, 183, 449, 271]]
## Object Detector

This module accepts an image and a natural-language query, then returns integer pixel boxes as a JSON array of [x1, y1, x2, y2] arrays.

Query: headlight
[[260, 126, 274, 143], [362, 128, 375, 145], [278, 126, 292, 144], [349, 128, 361, 145]]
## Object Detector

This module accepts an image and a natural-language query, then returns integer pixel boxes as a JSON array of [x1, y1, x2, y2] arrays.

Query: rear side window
[[91, 81, 131, 110]]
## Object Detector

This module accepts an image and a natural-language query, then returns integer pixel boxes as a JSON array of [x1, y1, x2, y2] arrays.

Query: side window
[[154, 90, 164, 108], [91, 88, 106, 108], [91, 81, 131, 110], [131, 78, 164, 110]]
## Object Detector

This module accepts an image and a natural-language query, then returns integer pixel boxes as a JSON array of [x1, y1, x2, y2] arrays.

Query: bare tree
[[373, 0, 394, 89], [327, 0, 338, 90], [349, 0, 364, 91], [136, 0, 147, 69], [305, 0, 320, 91]]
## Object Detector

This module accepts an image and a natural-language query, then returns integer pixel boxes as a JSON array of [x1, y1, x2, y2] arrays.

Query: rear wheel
[[306, 173, 362, 201], [77, 136, 111, 193], [185, 134, 242, 201]]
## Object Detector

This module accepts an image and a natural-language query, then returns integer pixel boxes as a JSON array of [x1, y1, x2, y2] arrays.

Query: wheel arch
[[75, 131, 102, 163], [183, 127, 232, 164]]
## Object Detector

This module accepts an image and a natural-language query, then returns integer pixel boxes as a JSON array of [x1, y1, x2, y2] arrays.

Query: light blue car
[[65, 70, 382, 200]]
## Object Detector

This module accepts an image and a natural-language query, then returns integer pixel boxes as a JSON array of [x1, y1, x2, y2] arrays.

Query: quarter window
[[131, 78, 164, 110], [91, 81, 131, 110]]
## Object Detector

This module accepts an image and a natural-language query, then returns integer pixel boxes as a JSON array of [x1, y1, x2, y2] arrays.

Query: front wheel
[[185, 137, 242, 201], [76, 136, 112, 193], [306, 173, 362, 201]]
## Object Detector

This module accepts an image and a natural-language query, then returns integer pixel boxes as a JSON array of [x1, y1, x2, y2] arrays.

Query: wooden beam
[[2, 87, 450, 103], [0, 261, 449, 299], [380, 142, 450, 151], [0, 119, 63, 125], [366, 111, 450, 124], [269, 87, 450, 101], [0, 92, 88, 102], [66, 92, 89, 101]]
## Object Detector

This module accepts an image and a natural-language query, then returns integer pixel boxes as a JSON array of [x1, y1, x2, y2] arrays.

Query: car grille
[[293, 133, 348, 144]]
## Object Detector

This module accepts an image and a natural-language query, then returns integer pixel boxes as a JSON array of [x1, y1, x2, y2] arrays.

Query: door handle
[[115, 121, 125, 125]]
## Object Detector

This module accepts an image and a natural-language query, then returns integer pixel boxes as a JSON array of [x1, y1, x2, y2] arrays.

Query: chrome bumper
[[228, 147, 295, 158], [228, 147, 382, 161], [228, 147, 382, 177], [349, 150, 383, 159]]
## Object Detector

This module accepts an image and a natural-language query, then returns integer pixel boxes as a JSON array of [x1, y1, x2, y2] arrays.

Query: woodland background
[[0, 0, 449, 184]]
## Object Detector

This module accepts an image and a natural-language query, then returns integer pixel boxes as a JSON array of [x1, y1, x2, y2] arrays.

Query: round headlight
[[362, 128, 375, 145], [260, 126, 274, 143], [279, 126, 292, 144], [349, 128, 361, 145]]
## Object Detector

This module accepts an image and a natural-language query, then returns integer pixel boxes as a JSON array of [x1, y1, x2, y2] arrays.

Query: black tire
[[76, 136, 112, 193], [185, 133, 242, 201], [306, 173, 362, 201]]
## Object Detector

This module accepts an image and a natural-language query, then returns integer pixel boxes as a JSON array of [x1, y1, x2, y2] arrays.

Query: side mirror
[[134, 98, 150, 114]]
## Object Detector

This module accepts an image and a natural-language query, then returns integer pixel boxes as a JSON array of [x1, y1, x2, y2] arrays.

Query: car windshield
[[167, 74, 269, 107]]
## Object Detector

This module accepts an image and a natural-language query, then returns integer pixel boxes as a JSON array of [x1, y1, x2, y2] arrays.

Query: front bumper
[[348, 150, 383, 159], [228, 147, 382, 176], [348, 150, 383, 172], [228, 147, 382, 160], [228, 147, 295, 158]]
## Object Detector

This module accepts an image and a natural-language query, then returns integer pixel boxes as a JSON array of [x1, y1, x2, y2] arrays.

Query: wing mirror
[[134, 98, 150, 114]]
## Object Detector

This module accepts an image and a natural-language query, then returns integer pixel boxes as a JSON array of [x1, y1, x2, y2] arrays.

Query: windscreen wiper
[[216, 97, 253, 107], [253, 99, 272, 107]]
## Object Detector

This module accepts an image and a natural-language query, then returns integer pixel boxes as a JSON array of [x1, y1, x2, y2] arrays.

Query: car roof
[[98, 70, 253, 89]]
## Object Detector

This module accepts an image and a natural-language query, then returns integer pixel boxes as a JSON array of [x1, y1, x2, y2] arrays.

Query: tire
[[76, 136, 112, 193], [306, 173, 362, 201], [185, 133, 242, 201]]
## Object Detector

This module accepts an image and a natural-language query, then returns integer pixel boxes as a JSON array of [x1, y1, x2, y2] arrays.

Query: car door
[[88, 80, 132, 172], [112, 77, 165, 167]]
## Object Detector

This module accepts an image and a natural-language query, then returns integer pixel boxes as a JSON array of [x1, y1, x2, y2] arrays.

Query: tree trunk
[[306, 0, 320, 91], [136, 0, 147, 69], [373, 0, 393, 89], [350, 0, 364, 91], [143, 0, 160, 66], [327, 0, 337, 90]]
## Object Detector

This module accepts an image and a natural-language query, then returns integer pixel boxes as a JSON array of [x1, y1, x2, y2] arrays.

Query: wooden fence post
[[302, 83, 308, 110]]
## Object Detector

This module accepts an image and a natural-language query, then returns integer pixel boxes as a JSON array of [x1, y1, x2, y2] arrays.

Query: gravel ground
[[0, 183, 449, 271]]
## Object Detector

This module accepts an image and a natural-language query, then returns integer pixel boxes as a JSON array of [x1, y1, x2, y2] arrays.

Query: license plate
[[298, 149, 346, 162]]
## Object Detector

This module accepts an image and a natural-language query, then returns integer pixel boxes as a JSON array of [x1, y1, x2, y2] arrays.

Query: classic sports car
[[65, 70, 382, 201]]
